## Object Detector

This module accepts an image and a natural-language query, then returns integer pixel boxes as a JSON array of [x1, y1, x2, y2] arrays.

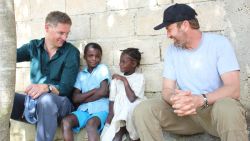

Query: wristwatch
[[48, 84, 53, 93], [201, 94, 208, 109]]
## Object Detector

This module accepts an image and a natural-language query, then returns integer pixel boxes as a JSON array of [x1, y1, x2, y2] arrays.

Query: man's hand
[[170, 89, 203, 116], [25, 84, 49, 99]]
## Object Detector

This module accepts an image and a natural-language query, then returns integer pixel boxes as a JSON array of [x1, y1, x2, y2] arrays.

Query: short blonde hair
[[45, 11, 72, 26]]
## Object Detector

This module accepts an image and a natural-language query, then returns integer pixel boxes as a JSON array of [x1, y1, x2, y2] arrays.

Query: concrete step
[[163, 132, 220, 141], [10, 120, 223, 141], [11, 119, 250, 141], [10, 120, 87, 141]]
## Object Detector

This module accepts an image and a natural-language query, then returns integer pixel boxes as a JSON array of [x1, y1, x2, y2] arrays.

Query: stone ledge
[[10, 119, 87, 141], [9, 120, 220, 141], [163, 132, 220, 141], [10, 119, 250, 141]]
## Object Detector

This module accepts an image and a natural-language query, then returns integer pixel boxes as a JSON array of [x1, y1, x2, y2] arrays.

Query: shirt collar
[[35, 38, 66, 54], [83, 67, 88, 73], [82, 64, 99, 73]]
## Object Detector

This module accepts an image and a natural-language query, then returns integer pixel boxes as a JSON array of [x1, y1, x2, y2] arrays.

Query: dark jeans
[[11, 93, 25, 120]]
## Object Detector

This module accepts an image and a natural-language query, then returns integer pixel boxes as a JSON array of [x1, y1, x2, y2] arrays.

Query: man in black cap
[[133, 3, 248, 141]]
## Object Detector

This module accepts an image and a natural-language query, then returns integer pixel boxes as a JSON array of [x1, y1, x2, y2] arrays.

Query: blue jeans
[[11, 93, 74, 141]]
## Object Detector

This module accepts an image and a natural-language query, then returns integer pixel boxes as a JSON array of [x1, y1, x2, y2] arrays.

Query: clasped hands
[[170, 89, 203, 116]]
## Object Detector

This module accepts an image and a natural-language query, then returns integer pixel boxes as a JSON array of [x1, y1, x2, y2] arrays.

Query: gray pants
[[11, 93, 74, 141]]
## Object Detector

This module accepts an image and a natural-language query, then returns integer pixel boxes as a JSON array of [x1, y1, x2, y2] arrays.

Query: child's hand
[[112, 74, 125, 81]]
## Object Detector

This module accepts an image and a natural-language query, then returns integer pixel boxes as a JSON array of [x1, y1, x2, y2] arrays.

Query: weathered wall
[[222, 0, 250, 114], [14, 0, 250, 101]]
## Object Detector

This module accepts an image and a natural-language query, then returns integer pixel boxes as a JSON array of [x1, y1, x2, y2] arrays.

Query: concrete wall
[[14, 0, 250, 103], [223, 0, 250, 115]]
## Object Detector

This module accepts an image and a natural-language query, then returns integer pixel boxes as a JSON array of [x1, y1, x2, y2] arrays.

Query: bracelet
[[201, 94, 208, 108]]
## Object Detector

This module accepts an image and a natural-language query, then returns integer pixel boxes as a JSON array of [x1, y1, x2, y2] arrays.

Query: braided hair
[[121, 48, 142, 67]]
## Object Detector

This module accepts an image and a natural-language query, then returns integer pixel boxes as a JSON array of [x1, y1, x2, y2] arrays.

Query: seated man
[[133, 3, 248, 141], [11, 11, 80, 141]]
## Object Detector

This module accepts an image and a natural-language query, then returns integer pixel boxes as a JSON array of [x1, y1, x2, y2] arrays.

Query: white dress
[[101, 72, 146, 141]]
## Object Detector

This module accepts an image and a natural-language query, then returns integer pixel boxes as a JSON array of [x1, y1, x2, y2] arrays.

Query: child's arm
[[72, 88, 96, 104], [106, 101, 114, 124], [83, 79, 109, 102], [112, 74, 137, 103]]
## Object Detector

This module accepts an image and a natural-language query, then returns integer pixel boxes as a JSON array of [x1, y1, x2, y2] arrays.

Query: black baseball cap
[[154, 3, 197, 30]]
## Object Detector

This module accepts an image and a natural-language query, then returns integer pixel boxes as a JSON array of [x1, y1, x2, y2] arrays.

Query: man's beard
[[174, 40, 186, 49]]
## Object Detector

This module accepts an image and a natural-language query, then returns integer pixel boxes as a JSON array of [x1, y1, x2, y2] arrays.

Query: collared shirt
[[17, 38, 80, 99], [74, 64, 111, 114]]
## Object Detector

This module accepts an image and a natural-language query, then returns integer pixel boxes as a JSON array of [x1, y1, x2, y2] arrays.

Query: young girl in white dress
[[101, 48, 145, 141]]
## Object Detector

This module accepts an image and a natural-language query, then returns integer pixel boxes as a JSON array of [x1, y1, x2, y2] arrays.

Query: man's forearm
[[206, 85, 240, 105], [162, 88, 175, 105], [206, 71, 240, 105]]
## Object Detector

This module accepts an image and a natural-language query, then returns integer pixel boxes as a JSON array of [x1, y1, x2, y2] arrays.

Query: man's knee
[[212, 98, 247, 139], [37, 93, 54, 104], [133, 99, 161, 124], [37, 93, 57, 113], [133, 101, 149, 121], [212, 97, 246, 121]]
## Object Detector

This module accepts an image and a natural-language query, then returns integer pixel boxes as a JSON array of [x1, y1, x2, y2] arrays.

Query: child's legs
[[61, 114, 79, 141], [86, 111, 108, 141], [86, 117, 101, 141], [62, 110, 91, 141], [113, 126, 127, 141]]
